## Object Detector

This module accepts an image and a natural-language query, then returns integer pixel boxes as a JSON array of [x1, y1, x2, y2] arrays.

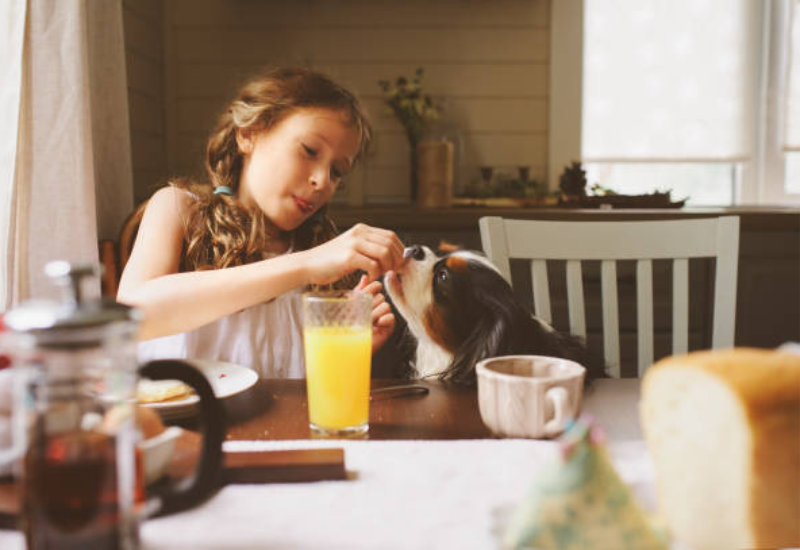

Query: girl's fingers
[[361, 280, 383, 296], [352, 225, 405, 271], [376, 312, 394, 326], [354, 240, 395, 277], [371, 301, 391, 323], [328, 224, 404, 282], [362, 232, 404, 266], [374, 236, 405, 272], [355, 274, 369, 291], [362, 260, 381, 282], [342, 251, 380, 282]]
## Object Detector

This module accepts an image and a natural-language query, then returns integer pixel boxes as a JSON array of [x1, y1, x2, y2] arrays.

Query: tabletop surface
[[0, 378, 650, 549], [220, 378, 493, 441], [217, 377, 642, 441]]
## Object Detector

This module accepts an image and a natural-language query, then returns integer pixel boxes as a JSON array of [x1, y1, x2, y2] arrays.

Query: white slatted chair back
[[479, 216, 740, 377]]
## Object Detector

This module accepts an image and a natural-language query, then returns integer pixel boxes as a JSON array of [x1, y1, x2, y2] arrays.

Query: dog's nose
[[403, 245, 425, 261]]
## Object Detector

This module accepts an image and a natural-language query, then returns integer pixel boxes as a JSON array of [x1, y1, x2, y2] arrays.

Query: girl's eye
[[302, 144, 317, 157], [331, 167, 343, 180]]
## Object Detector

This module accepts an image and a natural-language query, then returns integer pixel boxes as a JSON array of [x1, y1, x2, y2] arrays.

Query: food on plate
[[100, 404, 165, 439], [137, 378, 195, 403], [641, 348, 800, 550]]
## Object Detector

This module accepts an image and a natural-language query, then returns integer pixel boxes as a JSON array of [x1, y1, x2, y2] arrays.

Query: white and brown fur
[[384, 245, 605, 385]]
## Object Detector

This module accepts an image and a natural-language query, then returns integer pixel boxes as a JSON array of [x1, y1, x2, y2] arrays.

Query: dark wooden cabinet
[[333, 206, 800, 371]]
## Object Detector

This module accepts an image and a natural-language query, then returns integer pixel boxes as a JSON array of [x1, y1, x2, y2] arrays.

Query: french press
[[0, 261, 224, 549]]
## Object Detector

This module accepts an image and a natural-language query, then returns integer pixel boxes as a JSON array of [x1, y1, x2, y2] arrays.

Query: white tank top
[[137, 288, 306, 379]]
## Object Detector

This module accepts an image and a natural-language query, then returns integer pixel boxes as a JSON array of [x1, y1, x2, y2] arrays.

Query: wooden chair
[[98, 201, 148, 298], [479, 216, 740, 377]]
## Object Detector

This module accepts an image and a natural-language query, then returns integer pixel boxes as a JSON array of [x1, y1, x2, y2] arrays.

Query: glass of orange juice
[[302, 291, 372, 437]]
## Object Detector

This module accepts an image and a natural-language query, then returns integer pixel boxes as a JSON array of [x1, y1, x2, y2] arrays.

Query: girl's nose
[[310, 168, 331, 191]]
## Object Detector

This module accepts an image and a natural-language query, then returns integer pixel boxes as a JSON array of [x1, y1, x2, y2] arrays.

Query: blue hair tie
[[213, 186, 233, 196]]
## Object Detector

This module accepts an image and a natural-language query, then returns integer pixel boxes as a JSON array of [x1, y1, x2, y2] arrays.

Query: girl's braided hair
[[170, 66, 372, 289]]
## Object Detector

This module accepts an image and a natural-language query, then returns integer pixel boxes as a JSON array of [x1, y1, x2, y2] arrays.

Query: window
[[583, 163, 736, 206], [551, 0, 800, 206]]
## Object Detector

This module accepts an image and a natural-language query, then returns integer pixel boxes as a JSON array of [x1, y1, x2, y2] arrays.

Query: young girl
[[117, 67, 405, 378]]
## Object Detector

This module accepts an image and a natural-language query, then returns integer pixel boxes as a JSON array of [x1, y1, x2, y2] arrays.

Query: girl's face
[[236, 107, 361, 232]]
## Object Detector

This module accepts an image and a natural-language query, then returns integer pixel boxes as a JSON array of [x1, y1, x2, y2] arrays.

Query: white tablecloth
[[1, 379, 658, 549]]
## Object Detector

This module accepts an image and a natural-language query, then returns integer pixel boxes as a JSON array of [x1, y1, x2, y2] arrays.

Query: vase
[[415, 139, 454, 208], [409, 140, 419, 202]]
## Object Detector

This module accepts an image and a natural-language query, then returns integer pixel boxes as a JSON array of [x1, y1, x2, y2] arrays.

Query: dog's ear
[[437, 240, 461, 254], [442, 313, 509, 385], [440, 278, 535, 385]]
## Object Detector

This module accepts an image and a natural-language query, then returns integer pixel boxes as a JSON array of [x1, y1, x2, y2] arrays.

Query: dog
[[383, 245, 606, 385]]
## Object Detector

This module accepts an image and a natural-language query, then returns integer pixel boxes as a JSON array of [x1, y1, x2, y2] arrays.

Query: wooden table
[[218, 379, 492, 441], [214, 377, 642, 442]]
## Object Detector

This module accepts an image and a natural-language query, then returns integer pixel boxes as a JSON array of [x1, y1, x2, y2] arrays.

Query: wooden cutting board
[[224, 448, 346, 483]]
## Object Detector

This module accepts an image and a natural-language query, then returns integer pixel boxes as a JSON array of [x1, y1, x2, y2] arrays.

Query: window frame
[[550, 0, 799, 206]]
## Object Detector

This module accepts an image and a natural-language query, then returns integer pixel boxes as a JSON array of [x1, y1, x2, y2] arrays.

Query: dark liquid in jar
[[23, 430, 142, 550]]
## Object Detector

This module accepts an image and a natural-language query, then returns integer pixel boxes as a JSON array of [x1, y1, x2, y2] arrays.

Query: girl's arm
[[117, 187, 404, 341]]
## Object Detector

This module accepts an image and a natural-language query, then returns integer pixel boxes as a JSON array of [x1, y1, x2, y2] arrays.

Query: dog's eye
[[436, 270, 449, 283]]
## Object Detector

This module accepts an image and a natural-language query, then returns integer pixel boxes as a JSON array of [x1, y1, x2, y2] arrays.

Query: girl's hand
[[355, 275, 395, 354], [303, 224, 404, 286]]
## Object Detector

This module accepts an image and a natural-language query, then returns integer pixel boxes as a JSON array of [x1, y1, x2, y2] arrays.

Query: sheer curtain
[[786, 0, 800, 152], [0, 1, 26, 308], [581, 0, 761, 163], [0, 0, 133, 308]]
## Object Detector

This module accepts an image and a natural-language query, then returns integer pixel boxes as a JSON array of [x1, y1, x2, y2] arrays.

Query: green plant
[[556, 161, 687, 208], [559, 161, 588, 198], [378, 68, 440, 145], [589, 183, 618, 196]]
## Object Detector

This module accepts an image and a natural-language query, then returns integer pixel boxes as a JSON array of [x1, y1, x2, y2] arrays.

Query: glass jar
[[415, 101, 463, 208]]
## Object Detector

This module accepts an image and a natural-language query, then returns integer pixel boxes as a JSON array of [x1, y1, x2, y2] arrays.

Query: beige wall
[[125, 0, 550, 205]]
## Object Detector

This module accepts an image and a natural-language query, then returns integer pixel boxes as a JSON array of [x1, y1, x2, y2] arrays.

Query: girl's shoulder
[[141, 185, 202, 237], [147, 184, 201, 217], [151, 183, 198, 207]]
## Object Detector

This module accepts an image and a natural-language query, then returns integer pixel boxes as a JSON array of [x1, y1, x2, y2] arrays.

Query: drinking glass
[[302, 291, 372, 437]]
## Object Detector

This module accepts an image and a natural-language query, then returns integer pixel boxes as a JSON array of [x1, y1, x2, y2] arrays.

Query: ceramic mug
[[476, 355, 586, 439]]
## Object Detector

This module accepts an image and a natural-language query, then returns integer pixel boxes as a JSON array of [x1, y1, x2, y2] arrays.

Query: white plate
[[141, 359, 258, 419]]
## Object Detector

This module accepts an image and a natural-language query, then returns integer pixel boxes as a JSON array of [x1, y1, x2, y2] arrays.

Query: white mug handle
[[543, 386, 569, 438]]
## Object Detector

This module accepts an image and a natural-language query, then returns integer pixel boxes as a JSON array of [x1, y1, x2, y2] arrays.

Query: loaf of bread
[[641, 348, 800, 550]]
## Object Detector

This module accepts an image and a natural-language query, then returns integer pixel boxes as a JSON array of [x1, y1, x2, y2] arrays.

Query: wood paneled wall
[[125, 0, 551, 205], [123, 0, 167, 204]]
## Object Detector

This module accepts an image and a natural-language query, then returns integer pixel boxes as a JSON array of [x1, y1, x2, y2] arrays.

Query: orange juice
[[304, 326, 372, 432]]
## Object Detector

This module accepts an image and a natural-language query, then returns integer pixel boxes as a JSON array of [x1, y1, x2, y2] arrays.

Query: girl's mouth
[[293, 195, 313, 214]]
